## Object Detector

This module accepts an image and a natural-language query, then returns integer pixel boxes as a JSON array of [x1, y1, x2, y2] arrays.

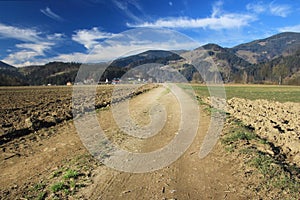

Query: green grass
[[50, 169, 79, 196], [51, 169, 63, 178], [224, 85, 300, 102], [224, 145, 235, 153], [250, 153, 277, 177], [249, 153, 300, 196], [70, 180, 76, 189], [32, 183, 46, 191], [222, 130, 257, 145], [179, 84, 300, 103], [222, 118, 300, 199], [51, 182, 66, 193], [220, 116, 256, 145], [22, 153, 99, 199], [63, 169, 79, 179], [204, 106, 228, 115]]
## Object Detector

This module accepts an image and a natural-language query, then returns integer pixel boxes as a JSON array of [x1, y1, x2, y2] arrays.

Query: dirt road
[[78, 84, 244, 199], [0, 84, 247, 199]]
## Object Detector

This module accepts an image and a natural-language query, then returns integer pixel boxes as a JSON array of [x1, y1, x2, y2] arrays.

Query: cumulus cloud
[[246, 2, 291, 17], [72, 27, 117, 50], [40, 7, 63, 21]]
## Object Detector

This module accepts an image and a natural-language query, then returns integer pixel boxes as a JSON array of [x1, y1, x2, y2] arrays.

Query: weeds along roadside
[[199, 96, 300, 199], [20, 154, 100, 200]]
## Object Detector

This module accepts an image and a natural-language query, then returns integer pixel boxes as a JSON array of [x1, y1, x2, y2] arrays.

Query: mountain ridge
[[0, 60, 28, 86], [1, 32, 300, 85], [0, 61, 16, 70], [231, 32, 300, 64]]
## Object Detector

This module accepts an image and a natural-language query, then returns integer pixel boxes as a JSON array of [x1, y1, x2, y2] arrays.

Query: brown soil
[[227, 98, 300, 166], [0, 84, 275, 199], [0, 84, 156, 145], [75, 85, 248, 200]]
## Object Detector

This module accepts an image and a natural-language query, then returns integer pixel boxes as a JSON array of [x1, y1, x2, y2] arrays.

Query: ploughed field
[[226, 98, 300, 166], [0, 84, 156, 145], [190, 84, 300, 167], [189, 84, 300, 198]]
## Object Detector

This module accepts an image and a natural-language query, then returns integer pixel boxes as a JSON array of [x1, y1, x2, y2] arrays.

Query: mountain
[[231, 32, 300, 64], [18, 62, 81, 85], [249, 49, 300, 85], [1, 32, 300, 86], [0, 61, 15, 70], [103, 50, 183, 82], [0, 61, 27, 86], [109, 50, 182, 68], [201, 43, 252, 70], [0, 51, 183, 86], [180, 43, 252, 83], [109, 46, 254, 83]]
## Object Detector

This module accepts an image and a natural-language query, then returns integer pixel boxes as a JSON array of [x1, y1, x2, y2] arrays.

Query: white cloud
[[246, 2, 291, 17], [0, 23, 63, 44], [72, 27, 117, 50], [211, 0, 223, 18], [2, 50, 45, 67], [269, 3, 291, 17], [0, 23, 41, 42], [52, 40, 198, 64], [246, 2, 265, 14], [40, 7, 63, 21], [5, 28, 199, 66], [128, 1, 255, 30], [47, 33, 64, 40], [5, 51, 39, 61], [112, 0, 144, 23], [278, 24, 300, 32], [127, 14, 255, 30], [51, 28, 200, 64], [16, 42, 54, 55], [0, 23, 64, 66], [3, 42, 55, 67]]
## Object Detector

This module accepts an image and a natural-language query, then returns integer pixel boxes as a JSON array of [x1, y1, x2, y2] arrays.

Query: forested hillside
[[1, 32, 300, 86]]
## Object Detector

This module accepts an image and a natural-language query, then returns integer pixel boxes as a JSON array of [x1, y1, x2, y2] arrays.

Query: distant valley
[[1, 32, 300, 86]]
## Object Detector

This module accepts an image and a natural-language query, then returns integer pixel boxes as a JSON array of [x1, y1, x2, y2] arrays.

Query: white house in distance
[[66, 82, 72, 86]]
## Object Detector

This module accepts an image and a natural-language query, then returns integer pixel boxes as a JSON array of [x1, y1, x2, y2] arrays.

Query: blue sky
[[0, 0, 300, 67]]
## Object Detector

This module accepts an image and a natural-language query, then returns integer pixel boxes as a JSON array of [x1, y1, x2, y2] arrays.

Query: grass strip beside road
[[180, 84, 300, 103]]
